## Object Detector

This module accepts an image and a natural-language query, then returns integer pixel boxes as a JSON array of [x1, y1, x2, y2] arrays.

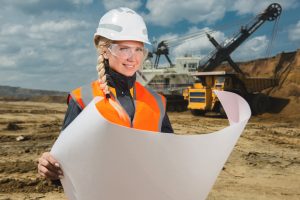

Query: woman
[[38, 7, 173, 181]]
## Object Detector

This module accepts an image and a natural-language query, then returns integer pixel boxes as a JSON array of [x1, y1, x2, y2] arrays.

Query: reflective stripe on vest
[[69, 80, 166, 132], [69, 83, 94, 109]]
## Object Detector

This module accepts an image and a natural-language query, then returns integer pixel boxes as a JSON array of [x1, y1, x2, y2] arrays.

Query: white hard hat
[[95, 7, 150, 44]]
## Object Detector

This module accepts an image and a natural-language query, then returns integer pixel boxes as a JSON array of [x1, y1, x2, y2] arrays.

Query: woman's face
[[106, 40, 145, 77]]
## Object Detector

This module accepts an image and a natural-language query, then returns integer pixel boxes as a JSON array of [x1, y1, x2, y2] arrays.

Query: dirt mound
[[262, 50, 300, 117], [217, 49, 300, 117]]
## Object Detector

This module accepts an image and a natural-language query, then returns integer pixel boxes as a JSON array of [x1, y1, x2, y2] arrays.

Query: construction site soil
[[0, 50, 299, 199]]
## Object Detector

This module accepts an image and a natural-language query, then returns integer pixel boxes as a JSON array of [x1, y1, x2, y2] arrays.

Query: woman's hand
[[38, 152, 63, 180]]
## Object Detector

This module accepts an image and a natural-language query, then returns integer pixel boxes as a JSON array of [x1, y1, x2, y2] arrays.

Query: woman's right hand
[[38, 152, 64, 180]]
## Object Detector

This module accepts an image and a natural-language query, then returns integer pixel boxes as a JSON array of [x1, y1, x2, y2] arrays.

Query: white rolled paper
[[51, 91, 251, 200]]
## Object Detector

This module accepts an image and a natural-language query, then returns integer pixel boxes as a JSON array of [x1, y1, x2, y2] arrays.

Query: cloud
[[69, 0, 93, 5], [0, 11, 96, 91], [151, 27, 226, 66], [102, 0, 142, 10], [156, 33, 179, 45], [0, 25, 24, 36], [171, 27, 226, 57], [30, 19, 89, 33], [288, 20, 300, 41], [144, 0, 297, 27], [230, 0, 297, 15], [153, 27, 268, 63], [1, 0, 93, 15], [0, 56, 16, 68], [144, 0, 226, 26], [1, 19, 91, 44], [232, 36, 269, 61]]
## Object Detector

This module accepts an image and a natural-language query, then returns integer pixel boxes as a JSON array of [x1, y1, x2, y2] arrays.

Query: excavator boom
[[199, 3, 282, 74]]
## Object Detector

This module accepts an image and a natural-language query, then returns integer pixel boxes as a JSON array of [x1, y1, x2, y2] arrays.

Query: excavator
[[139, 3, 282, 115], [186, 3, 282, 115]]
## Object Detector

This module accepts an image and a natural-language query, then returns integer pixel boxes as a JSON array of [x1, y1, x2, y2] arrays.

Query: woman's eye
[[119, 47, 129, 51], [136, 48, 143, 52]]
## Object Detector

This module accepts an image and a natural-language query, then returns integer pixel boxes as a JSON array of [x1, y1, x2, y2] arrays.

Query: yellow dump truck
[[185, 71, 278, 115]]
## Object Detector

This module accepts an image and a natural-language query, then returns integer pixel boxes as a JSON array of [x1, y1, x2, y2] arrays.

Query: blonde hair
[[94, 36, 127, 120]]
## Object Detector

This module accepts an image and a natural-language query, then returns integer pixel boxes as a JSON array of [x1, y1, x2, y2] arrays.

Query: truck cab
[[186, 71, 230, 115]]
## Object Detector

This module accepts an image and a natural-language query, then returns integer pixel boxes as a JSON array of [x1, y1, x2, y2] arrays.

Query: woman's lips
[[123, 64, 135, 68]]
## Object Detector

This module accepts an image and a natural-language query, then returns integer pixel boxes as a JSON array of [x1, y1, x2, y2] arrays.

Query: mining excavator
[[186, 3, 282, 115], [138, 3, 282, 115]]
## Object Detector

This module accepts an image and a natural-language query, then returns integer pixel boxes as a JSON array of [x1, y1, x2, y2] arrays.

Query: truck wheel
[[251, 93, 270, 115], [191, 109, 204, 116]]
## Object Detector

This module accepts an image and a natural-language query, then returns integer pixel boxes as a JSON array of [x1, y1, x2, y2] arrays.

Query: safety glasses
[[108, 44, 148, 60]]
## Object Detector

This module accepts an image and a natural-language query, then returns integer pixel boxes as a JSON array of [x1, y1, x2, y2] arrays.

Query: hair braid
[[95, 37, 127, 121], [96, 47, 110, 98]]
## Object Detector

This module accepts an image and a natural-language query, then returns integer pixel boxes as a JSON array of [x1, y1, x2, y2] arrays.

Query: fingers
[[38, 157, 60, 174], [38, 152, 64, 180], [44, 153, 60, 168], [38, 164, 60, 180]]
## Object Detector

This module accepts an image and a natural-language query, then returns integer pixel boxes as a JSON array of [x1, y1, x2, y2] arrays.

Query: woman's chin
[[122, 69, 137, 77]]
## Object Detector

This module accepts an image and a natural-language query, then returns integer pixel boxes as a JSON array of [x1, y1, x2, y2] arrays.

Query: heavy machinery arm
[[188, 3, 282, 115], [199, 3, 282, 75]]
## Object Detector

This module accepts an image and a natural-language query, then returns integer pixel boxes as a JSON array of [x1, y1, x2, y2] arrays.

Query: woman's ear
[[103, 52, 109, 59], [103, 48, 110, 59]]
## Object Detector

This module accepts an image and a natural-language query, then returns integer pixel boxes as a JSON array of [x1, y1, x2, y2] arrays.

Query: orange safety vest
[[69, 80, 166, 132]]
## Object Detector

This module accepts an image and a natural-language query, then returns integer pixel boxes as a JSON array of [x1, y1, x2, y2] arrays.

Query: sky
[[0, 0, 299, 91]]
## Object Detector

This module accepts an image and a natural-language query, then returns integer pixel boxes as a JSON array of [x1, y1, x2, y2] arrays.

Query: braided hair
[[94, 36, 127, 120]]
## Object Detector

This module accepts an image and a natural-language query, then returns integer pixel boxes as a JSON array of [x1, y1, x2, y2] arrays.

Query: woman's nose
[[126, 51, 135, 61]]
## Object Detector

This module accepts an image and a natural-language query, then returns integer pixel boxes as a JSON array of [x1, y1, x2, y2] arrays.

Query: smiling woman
[[37, 7, 173, 182]]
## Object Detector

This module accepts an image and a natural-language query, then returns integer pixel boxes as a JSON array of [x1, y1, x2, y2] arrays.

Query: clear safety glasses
[[108, 44, 148, 60]]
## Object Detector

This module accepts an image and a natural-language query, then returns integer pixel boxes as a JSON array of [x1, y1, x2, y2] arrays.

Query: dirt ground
[[1, 50, 299, 199], [0, 99, 299, 200]]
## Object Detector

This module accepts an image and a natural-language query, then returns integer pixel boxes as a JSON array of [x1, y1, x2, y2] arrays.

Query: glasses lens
[[109, 44, 148, 59]]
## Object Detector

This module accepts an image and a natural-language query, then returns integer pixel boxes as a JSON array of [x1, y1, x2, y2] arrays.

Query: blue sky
[[0, 0, 299, 91]]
